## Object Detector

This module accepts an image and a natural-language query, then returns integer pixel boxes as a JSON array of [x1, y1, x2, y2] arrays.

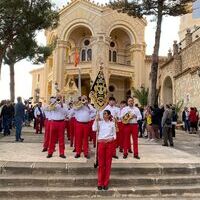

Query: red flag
[[74, 48, 80, 67]]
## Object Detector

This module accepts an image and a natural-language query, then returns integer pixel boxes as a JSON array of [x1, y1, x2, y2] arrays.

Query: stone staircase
[[1, 161, 200, 199]]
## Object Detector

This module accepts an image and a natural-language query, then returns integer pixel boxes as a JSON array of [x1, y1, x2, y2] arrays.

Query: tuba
[[122, 112, 132, 124]]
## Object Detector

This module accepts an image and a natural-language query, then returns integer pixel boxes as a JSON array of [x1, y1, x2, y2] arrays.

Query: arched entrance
[[162, 76, 173, 104], [109, 28, 132, 65], [66, 26, 93, 64]]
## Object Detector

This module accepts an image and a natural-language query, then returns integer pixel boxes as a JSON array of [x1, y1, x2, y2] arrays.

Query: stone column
[[130, 43, 146, 89], [173, 41, 182, 74], [91, 35, 110, 85], [53, 40, 68, 95]]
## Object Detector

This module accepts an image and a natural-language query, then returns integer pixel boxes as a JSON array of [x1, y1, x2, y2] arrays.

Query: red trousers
[[43, 119, 51, 149], [65, 120, 70, 140], [35, 117, 43, 134], [89, 120, 96, 147], [75, 121, 89, 156], [123, 124, 139, 156], [70, 117, 76, 147], [48, 121, 65, 155], [118, 122, 124, 149], [98, 140, 114, 187]]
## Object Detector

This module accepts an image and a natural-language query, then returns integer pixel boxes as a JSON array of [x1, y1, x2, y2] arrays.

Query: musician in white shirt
[[92, 110, 116, 191], [74, 95, 96, 159], [120, 97, 142, 159], [42, 99, 53, 152], [47, 97, 68, 159], [103, 97, 120, 159]]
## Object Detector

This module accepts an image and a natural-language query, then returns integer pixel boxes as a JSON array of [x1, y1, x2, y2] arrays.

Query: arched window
[[109, 50, 112, 62], [113, 51, 117, 62], [109, 41, 117, 63], [87, 49, 92, 61], [80, 39, 92, 62], [81, 49, 86, 61]]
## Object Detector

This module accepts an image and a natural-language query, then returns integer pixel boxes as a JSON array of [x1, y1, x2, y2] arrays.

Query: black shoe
[[59, 154, 66, 159], [119, 148, 123, 153], [162, 144, 168, 147], [170, 144, 174, 147], [112, 155, 118, 159], [42, 148, 47, 152], [103, 186, 109, 190], [20, 138, 24, 142], [97, 186, 102, 190], [123, 155, 127, 159], [47, 154, 52, 158], [85, 155, 90, 159], [134, 155, 140, 159], [75, 154, 80, 158], [128, 149, 133, 153]]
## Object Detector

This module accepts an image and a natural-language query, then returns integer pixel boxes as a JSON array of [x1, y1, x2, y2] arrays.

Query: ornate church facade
[[31, 0, 167, 103], [31, 0, 200, 108]]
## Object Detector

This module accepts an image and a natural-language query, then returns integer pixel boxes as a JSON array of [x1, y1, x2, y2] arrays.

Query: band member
[[118, 100, 127, 152], [92, 110, 116, 191], [74, 95, 96, 159], [47, 96, 68, 159], [103, 97, 120, 159], [34, 102, 44, 134], [42, 98, 53, 152], [121, 97, 142, 159]]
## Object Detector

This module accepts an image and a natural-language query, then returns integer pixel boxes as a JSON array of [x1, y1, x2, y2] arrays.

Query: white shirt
[[34, 106, 44, 118], [120, 106, 142, 124], [74, 104, 96, 123], [43, 107, 52, 120], [102, 105, 120, 119], [92, 120, 116, 140], [51, 104, 68, 120]]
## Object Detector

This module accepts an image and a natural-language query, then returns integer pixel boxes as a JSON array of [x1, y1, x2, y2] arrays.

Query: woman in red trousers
[[92, 110, 116, 191]]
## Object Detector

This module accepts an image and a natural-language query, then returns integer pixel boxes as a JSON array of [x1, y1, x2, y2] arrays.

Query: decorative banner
[[89, 68, 108, 111]]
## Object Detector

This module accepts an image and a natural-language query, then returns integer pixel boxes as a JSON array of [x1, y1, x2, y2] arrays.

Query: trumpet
[[122, 112, 132, 124]]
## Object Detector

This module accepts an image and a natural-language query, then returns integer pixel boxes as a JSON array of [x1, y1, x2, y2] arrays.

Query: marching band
[[39, 94, 141, 190]]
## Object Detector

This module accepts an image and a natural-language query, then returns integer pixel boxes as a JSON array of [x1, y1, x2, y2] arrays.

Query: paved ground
[[0, 127, 200, 164]]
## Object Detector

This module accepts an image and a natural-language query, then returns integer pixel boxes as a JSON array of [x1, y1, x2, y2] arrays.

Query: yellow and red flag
[[74, 48, 80, 67]]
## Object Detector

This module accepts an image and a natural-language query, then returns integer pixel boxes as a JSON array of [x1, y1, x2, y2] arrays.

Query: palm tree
[[132, 87, 148, 107]]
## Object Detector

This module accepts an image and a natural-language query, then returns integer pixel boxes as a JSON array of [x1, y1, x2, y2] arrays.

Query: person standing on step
[[15, 97, 25, 142], [162, 104, 173, 147], [74, 95, 96, 159], [42, 97, 54, 152], [103, 97, 120, 159], [92, 109, 116, 191], [34, 102, 44, 134], [47, 96, 68, 159], [121, 97, 142, 159]]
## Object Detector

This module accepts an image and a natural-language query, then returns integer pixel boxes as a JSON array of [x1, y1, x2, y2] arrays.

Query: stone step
[[1, 175, 200, 187], [1, 185, 200, 199], [1, 162, 200, 176]]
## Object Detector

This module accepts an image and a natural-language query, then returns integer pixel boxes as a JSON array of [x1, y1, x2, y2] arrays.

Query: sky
[[0, 0, 182, 101]]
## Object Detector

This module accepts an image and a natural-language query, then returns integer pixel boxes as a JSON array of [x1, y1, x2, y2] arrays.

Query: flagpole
[[78, 66, 81, 96]]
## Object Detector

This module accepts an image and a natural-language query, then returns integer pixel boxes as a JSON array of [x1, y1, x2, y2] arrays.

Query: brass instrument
[[73, 100, 84, 109], [122, 112, 132, 124]]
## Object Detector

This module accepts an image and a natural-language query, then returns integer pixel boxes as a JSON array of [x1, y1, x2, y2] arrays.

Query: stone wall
[[160, 35, 200, 108]]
